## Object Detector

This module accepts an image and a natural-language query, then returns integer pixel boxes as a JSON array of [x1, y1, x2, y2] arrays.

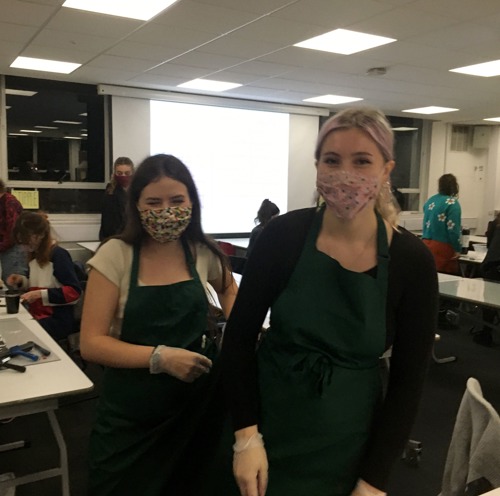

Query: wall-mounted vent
[[451, 125, 472, 152], [472, 126, 490, 149]]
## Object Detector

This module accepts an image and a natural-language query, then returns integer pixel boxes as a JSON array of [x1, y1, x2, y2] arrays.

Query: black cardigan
[[99, 186, 127, 241], [220, 207, 438, 491]]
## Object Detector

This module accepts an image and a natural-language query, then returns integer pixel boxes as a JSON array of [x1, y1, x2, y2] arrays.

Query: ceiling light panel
[[450, 59, 500, 77], [10, 56, 81, 74], [177, 79, 242, 91], [53, 120, 82, 125], [402, 106, 458, 115], [484, 117, 500, 122], [303, 95, 363, 104], [62, 0, 179, 21], [6, 89, 37, 96], [294, 29, 396, 55]]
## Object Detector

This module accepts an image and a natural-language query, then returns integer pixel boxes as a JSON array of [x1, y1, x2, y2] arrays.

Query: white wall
[[287, 113, 318, 210], [426, 122, 499, 234], [111, 95, 321, 217], [111, 96, 151, 167]]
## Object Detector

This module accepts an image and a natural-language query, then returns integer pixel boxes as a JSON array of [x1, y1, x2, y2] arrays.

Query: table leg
[[47, 409, 70, 496]]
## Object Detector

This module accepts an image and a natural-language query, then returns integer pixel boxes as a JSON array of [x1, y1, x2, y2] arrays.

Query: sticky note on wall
[[11, 189, 39, 209]]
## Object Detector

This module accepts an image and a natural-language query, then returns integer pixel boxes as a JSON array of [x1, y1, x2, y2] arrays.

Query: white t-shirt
[[87, 238, 223, 338]]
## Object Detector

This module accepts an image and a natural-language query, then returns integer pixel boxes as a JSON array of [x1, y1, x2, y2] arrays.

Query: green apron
[[88, 241, 221, 496], [258, 207, 389, 496]]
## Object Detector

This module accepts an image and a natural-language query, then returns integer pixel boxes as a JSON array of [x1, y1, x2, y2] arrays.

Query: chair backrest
[[229, 255, 246, 275], [218, 241, 236, 256], [72, 260, 88, 327], [439, 377, 500, 496]]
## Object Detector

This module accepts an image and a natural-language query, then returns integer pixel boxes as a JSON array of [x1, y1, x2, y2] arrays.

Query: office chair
[[438, 377, 500, 496], [229, 255, 246, 275], [217, 241, 236, 256]]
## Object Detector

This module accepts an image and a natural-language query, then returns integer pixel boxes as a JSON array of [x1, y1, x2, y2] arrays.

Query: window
[[3, 76, 107, 213], [388, 115, 424, 211]]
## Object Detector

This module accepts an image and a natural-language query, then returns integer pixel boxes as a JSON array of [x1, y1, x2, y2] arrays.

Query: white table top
[[0, 308, 93, 408], [469, 235, 487, 244], [459, 251, 486, 264], [77, 241, 100, 253], [480, 488, 500, 496], [438, 273, 463, 283], [439, 277, 500, 309]]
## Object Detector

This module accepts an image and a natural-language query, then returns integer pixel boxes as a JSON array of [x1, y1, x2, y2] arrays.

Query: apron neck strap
[[129, 237, 200, 288], [311, 206, 390, 282]]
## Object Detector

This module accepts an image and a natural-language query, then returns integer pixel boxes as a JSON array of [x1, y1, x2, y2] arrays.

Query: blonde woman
[[219, 107, 438, 496]]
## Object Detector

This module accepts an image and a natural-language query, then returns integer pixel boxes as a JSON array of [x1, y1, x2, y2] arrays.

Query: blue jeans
[[0, 244, 28, 282]]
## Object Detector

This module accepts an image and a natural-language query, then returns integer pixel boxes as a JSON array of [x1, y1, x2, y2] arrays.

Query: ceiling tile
[[1, 0, 57, 25], [152, 0, 257, 33], [87, 55, 159, 73], [31, 29, 116, 53], [45, 8, 141, 37], [106, 42, 182, 63]]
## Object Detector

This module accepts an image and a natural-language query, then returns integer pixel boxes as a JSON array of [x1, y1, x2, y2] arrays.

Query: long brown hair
[[118, 154, 231, 282], [13, 211, 54, 266]]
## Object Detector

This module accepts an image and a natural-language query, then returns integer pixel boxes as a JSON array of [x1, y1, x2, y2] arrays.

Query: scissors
[[0, 356, 26, 372], [8, 345, 39, 362]]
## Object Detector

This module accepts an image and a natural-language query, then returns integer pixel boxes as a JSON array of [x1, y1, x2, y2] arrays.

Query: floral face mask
[[316, 170, 381, 220], [138, 206, 192, 243]]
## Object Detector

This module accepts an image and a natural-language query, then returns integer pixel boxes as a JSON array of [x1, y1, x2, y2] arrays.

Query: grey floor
[[1, 317, 499, 496]]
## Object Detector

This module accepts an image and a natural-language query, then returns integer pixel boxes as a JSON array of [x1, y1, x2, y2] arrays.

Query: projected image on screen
[[150, 100, 289, 234]]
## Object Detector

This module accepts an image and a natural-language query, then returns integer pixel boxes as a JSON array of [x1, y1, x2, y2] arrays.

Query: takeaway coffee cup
[[5, 290, 21, 314]]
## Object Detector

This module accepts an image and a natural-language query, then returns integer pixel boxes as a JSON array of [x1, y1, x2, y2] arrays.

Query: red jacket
[[0, 192, 23, 252]]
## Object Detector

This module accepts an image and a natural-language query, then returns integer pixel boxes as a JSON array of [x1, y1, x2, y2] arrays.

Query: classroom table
[[0, 300, 93, 496], [439, 273, 500, 338], [469, 235, 487, 244], [480, 488, 500, 495], [439, 276, 500, 310], [77, 241, 100, 253], [458, 251, 486, 278]]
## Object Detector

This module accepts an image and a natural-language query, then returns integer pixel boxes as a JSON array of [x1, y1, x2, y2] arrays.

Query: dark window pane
[[6, 75, 105, 184]]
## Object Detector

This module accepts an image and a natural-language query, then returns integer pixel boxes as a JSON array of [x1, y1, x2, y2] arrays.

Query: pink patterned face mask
[[316, 170, 380, 220], [139, 206, 192, 243]]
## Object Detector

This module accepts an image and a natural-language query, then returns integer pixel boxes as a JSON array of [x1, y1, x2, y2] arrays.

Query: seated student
[[0, 178, 28, 281], [7, 212, 82, 341], [247, 199, 280, 257]]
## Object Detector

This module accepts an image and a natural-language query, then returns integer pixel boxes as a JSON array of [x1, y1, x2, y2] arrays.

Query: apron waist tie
[[291, 354, 334, 397]]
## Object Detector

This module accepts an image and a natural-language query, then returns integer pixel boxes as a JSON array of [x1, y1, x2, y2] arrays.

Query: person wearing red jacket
[[0, 179, 28, 281]]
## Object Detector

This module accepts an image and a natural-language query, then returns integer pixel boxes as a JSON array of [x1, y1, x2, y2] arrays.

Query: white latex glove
[[351, 479, 386, 496], [155, 346, 212, 382], [233, 445, 268, 496]]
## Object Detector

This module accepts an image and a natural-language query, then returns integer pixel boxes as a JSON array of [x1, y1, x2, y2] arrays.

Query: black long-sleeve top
[[220, 207, 438, 491], [99, 186, 127, 241]]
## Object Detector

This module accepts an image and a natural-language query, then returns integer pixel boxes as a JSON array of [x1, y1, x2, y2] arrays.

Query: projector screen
[[150, 100, 289, 234]]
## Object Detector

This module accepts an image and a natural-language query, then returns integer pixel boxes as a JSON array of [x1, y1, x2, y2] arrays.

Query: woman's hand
[[156, 346, 212, 382], [6, 274, 23, 288], [20, 290, 42, 304], [233, 431, 268, 496], [351, 479, 386, 496]]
